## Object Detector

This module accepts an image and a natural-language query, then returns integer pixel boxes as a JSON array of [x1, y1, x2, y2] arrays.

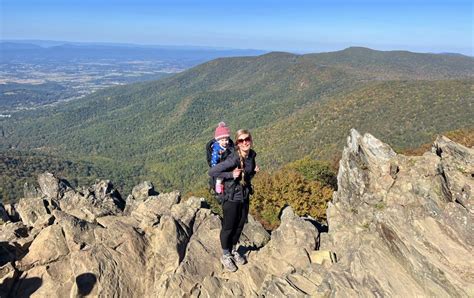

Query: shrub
[[251, 167, 334, 230], [286, 157, 338, 188]]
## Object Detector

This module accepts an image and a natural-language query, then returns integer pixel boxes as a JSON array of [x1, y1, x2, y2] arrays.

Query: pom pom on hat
[[215, 122, 230, 140]]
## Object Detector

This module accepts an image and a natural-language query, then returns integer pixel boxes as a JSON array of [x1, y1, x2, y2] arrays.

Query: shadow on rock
[[76, 273, 97, 296], [14, 277, 42, 298], [237, 245, 260, 256], [304, 218, 328, 233], [0, 276, 16, 298], [0, 241, 25, 266]]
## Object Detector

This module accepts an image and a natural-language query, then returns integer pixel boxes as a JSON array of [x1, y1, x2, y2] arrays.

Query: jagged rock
[[152, 209, 223, 296], [197, 276, 246, 297], [124, 181, 158, 215], [0, 222, 29, 243], [131, 191, 180, 229], [0, 222, 32, 264], [170, 196, 204, 229], [91, 179, 126, 210], [240, 214, 270, 249], [17, 224, 69, 271], [59, 188, 123, 223], [131, 181, 157, 201], [252, 206, 319, 276], [325, 129, 474, 296], [51, 177, 128, 223], [15, 197, 55, 228], [433, 135, 474, 213], [259, 274, 310, 297], [146, 214, 191, 294], [23, 182, 40, 199], [11, 211, 150, 297], [37, 172, 71, 200], [4, 131, 472, 296]]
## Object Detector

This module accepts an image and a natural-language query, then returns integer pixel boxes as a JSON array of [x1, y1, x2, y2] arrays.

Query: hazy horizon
[[2, 39, 472, 57], [1, 0, 472, 56]]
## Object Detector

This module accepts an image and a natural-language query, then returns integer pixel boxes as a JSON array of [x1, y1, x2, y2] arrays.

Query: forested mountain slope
[[1, 47, 473, 200]]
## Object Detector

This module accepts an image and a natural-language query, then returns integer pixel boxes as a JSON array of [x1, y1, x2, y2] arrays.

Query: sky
[[1, 0, 472, 55]]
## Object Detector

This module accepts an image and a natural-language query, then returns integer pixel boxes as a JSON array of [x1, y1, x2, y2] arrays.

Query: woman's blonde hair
[[235, 129, 252, 142]]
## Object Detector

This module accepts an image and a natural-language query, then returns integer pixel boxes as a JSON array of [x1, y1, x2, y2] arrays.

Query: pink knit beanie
[[214, 122, 230, 140]]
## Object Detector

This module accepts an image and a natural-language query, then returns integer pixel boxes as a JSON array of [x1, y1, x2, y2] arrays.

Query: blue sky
[[1, 0, 472, 55]]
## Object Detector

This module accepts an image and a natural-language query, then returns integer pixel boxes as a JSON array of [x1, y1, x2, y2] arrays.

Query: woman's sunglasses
[[237, 137, 252, 144]]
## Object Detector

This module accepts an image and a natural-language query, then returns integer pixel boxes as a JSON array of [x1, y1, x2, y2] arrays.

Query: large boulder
[[239, 214, 271, 249], [11, 211, 150, 297], [58, 179, 126, 223], [245, 206, 320, 280], [37, 172, 71, 200], [324, 129, 474, 296], [131, 181, 157, 201], [0, 222, 32, 264], [130, 191, 180, 229], [15, 197, 56, 228]]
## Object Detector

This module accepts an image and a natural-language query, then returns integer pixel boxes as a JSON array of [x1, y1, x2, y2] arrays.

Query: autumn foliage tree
[[250, 158, 335, 230]]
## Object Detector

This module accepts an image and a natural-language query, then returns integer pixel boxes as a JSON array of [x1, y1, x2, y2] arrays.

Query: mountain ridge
[[1, 47, 473, 198]]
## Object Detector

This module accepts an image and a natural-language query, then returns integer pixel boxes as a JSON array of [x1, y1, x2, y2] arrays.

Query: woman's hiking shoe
[[221, 254, 237, 272], [232, 251, 247, 265]]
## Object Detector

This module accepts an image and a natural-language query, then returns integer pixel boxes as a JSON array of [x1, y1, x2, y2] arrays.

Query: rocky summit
[[0, 129, 472, 297]]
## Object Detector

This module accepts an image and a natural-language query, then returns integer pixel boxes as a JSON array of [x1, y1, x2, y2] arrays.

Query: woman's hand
[[255, 165, 260, 173], [232, 168, 242, 179]]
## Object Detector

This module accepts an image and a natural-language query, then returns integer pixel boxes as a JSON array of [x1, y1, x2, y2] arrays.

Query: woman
[[208, 129, 258, 272]]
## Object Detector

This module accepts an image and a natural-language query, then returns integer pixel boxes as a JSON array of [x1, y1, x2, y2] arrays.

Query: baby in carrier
[[208, 122, 233, 193]]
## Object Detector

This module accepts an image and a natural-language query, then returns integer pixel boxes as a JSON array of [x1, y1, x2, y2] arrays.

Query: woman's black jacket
[[208, 149, 256, 202]]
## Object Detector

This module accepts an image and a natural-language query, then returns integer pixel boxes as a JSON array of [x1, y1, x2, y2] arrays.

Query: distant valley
[[0, 41, 265, 113]]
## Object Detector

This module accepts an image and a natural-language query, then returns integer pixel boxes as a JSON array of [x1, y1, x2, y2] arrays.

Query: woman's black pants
[[220, 200, 249, 250]]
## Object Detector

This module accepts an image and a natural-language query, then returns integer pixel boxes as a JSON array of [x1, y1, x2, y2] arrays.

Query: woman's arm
[[208, 155, 238, 179]]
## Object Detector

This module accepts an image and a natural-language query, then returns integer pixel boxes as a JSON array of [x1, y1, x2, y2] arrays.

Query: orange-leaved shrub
[[250, 160, 335, 230]]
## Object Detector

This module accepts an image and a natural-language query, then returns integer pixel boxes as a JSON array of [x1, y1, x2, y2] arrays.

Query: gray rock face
[[433, 135, 474, 213], [325, 129, 473, 297], [1, 130, 472, 297], [131, 181, 157, 201], [37, 172, 70, 200], [15, 197, 55, 228], [58, 181, 125, 223], [23, 182, 40, 199], [240, 214, 271, 249]]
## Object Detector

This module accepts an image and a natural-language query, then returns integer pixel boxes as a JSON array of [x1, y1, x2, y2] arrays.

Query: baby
[[211, 122, 231, 193]]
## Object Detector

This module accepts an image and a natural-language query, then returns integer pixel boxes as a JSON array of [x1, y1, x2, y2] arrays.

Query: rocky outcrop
[[0, 130, 472, 297], [324, 129, 473, 297]]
